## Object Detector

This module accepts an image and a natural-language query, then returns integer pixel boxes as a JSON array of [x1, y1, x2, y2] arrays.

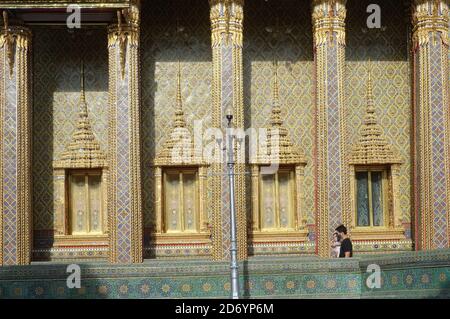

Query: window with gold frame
[[258, 167, 296, 231], [354, 167, 389, 229], [162, 168, 200, 233], [68, 169, 104, 236]]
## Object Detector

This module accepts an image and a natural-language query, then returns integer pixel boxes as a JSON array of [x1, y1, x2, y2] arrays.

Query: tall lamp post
[[225, 107, 240, 299]]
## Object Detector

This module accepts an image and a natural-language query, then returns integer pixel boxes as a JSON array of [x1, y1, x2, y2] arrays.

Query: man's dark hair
[[335, 225, 347, 235]]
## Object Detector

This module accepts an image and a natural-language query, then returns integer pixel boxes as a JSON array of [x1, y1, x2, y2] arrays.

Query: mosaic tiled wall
[[244, 0, 315, 225], [30, 1, 416, 254], [33, 27, 109, 231], [140, 0, 212, 230], [346, 0, 412, 225]]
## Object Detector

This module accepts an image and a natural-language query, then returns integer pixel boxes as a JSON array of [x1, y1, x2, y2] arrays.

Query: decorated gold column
[[312, 0, 350, 257], [209, 0, 247, 260], [0, 17, 32, 265], [107, 1, 143, 263], [412, 0, 450, 250]]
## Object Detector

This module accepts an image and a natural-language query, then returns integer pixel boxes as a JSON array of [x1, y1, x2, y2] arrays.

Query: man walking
[[335, 225, 352, 258]]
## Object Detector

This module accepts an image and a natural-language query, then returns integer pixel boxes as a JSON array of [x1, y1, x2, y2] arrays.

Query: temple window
[[354, 167, 389, 228], [69, 170, 104, 235], [259, 167, 295, 231], [348, 64, 404, 240], [162, 168, 199, 233], [249, 61, 308, 246]]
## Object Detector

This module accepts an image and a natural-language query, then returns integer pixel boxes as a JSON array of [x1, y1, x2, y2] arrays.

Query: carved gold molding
[[209, 0, 244, 47]]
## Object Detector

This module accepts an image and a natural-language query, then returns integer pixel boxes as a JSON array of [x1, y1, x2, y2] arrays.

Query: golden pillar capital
[[412, 0, 449, 46], [312, 0, 346, 47], [108, 7, 140, 80], [108, 23, 139, 44], [209, 0, 244, 47], [0, 23, 32, 78]]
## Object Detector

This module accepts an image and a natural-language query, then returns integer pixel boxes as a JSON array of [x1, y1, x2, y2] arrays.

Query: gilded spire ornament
[[349, 62, 402, 165], [252, 61, 306, 165], [53, 62, 107, 169], [154, 62, 203, 166]]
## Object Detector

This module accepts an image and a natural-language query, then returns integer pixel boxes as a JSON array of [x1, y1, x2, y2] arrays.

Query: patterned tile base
[[0, 249, 449, 299]]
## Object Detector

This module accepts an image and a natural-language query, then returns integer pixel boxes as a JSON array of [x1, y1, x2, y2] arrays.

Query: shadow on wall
[[346, 0, 411, 62]]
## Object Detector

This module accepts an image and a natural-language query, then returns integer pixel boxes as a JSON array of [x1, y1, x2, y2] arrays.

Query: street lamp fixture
[[225, 106, 239, 299]]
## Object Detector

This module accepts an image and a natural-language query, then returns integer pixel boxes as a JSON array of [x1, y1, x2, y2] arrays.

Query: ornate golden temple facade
[[0, 0, 449, 266]]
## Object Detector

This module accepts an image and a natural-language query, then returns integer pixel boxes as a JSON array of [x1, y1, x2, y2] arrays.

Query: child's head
[[332, 231, 339, 241]]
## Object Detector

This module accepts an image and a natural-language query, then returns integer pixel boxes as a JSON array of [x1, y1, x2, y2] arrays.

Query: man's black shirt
[[339, 238, 353, 258]]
